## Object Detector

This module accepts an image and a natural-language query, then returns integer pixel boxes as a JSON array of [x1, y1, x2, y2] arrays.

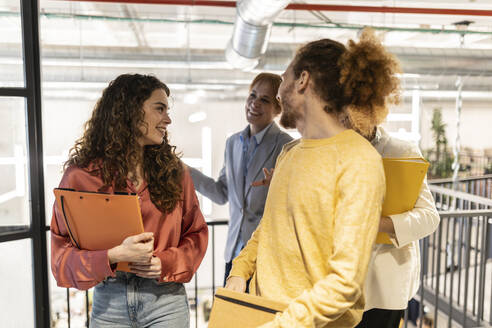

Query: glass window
[[42, 98, 93, 221], [0, 238, 35, 326], [0, 0, 24, 87], [0, 97, 30, 230]]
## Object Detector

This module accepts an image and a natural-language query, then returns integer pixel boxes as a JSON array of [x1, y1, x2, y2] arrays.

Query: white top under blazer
[[364, 127, 440, 310]]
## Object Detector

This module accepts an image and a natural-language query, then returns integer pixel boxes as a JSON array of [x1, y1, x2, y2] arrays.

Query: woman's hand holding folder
[[130, 256, 162, 280], [108, 232, 154, 265], [378, 216, 396, 237]]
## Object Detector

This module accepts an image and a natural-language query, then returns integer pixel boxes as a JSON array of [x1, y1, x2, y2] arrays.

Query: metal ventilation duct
[[225, 0, 291, 71]]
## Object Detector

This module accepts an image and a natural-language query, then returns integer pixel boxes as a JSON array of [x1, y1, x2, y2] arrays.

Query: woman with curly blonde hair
[[348, 32, 439, 328], [50, 74, 208, 328]]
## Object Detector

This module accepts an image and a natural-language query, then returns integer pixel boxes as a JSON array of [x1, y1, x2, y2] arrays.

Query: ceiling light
[[402, 90, 492, 99], [188, 111, 207, 123]]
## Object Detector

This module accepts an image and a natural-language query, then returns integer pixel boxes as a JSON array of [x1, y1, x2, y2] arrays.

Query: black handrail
[[425, 185, 492, 327], [429, 174, 492, 185], [430, 175, 492, 200]]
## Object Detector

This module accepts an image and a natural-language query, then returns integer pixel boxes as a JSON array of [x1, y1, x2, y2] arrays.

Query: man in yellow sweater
[[225, 29, 401, 327]]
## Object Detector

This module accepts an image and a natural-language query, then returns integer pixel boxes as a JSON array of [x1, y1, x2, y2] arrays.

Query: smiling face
[[137, 88, 171, 147], [245, 81, 280, 133]]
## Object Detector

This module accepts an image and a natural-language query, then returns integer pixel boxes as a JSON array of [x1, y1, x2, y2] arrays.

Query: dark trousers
[[224, 261, 250, 293], [355, 308, 404, 328], [224, 261, 233, 286]]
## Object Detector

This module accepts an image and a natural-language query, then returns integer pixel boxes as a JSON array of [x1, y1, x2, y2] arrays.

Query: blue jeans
[[90, 272, 189, 328]]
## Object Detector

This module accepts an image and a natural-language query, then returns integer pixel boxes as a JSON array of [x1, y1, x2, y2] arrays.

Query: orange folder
[[376, 157, 430, 244], [53, 188, 145, 272]]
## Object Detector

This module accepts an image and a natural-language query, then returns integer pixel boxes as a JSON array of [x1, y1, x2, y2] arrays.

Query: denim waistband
[[104, 271, 180, 288]]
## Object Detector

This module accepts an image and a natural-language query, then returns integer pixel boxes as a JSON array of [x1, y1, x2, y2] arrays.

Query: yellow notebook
[[209, 288, 287, 328], [376, 157, 430, 244]]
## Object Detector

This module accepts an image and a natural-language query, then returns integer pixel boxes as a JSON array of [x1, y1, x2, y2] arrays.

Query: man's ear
[[296, 70, 310, 94]]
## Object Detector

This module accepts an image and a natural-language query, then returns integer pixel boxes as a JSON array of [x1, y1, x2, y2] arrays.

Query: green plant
[[425, 108, 454, 178], [485, 162, 492, 175]]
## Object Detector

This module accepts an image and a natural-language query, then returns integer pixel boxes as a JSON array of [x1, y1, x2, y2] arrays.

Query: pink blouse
[[50, 164, 208, 290]]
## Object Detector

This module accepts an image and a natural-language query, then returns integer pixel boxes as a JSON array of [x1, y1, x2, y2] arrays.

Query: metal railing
[[50, 181, 492, 328], [415, 184, 492, 327], [457, 154, 492, 177], [426, 153, 492, 179], [189, 220, 228, 328], [430, 175, 492, 199], [417, 209, 492, 327]]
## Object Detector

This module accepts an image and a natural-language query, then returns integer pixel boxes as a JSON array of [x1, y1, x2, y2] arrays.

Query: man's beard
[[279, 84, 299, 129], [280, 107, 299, 129]]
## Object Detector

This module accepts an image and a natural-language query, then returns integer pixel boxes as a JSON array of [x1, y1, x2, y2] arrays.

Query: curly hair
[[292, 27, 401, 137], [65, 74, 183, 214]]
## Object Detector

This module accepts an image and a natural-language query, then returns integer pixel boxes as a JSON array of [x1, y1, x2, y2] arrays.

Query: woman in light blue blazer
[[188, 73, 293, 284]]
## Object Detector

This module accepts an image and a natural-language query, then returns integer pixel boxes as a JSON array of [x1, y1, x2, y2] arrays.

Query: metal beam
[[430, 185, 492, 206], [0, 229, 32, 243], [59, 0, 492, 17], [0, 88, 29, 97], [21, 0, 50, 327], [438, 209, 492, 218]]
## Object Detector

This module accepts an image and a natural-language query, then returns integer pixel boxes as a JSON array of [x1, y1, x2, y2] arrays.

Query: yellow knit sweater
[[229, 129, 386, 327]]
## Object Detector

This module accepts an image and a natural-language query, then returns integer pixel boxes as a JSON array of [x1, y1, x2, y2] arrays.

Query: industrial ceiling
[[2, 0, 492, 100]]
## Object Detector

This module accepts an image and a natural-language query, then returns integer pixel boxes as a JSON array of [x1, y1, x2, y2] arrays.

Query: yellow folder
[[53, 188, 145, 271], [208, 288, 287, 328], [376, 157, 430, 244]]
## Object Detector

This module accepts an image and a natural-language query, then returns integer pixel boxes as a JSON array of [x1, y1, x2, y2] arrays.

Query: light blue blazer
[[189, 122, 293, 262]]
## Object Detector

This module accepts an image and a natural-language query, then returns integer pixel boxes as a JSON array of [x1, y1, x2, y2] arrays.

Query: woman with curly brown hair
[[50, 74, 208, 328], [225, 29, 399, 327]]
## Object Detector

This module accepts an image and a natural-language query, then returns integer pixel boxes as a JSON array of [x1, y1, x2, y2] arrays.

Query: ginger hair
[[292, 27, 401, 137]]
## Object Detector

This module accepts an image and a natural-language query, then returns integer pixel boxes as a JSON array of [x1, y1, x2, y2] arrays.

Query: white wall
[[419, 100, 492, 152]]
